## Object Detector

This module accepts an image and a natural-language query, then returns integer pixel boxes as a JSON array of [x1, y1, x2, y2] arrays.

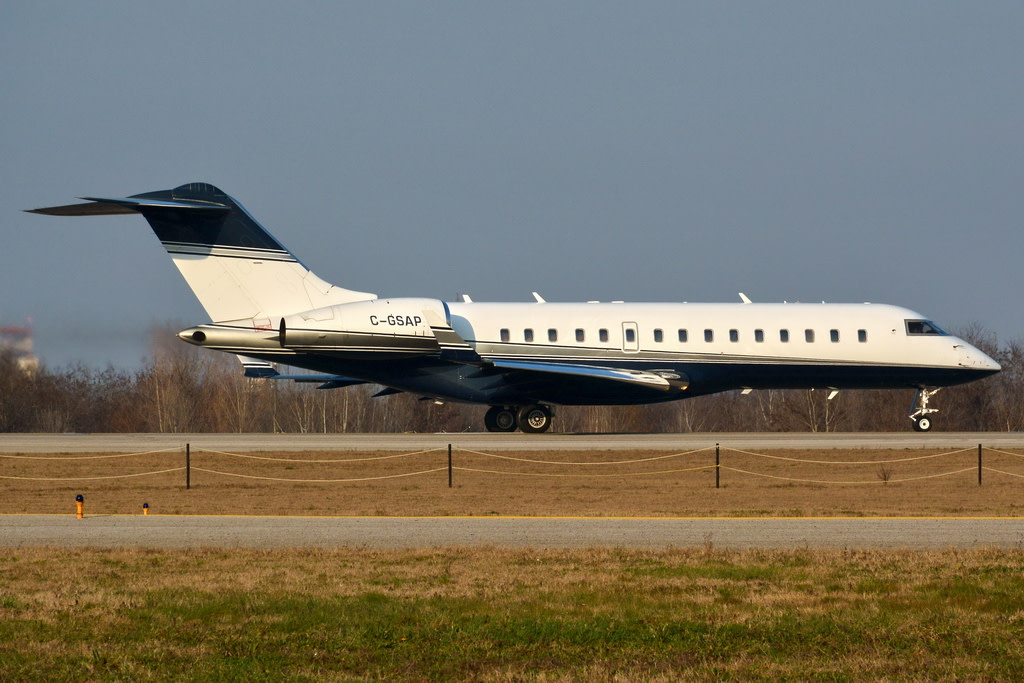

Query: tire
[[912, 416, 933, 432], [485, 406, 517, 432], [517, 404, 552, 434]]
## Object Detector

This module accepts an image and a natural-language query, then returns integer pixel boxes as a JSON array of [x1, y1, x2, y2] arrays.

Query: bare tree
[[6, 321, 1020, 434]]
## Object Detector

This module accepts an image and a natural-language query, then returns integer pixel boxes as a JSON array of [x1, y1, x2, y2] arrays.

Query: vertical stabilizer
[[28, 183, 376, 322]]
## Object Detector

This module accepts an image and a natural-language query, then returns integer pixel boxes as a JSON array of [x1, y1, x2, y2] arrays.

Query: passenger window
[[704, 329, 714, 343], [678, 329, 688, 342], [830, 329, 840, 343], [599, 328, 609, 343], [858, 329, 868, 343], [548, 329, 557, 343], [780, 329, 789, 342], [729, 329, 739, 342], [754, 329, 764, 343], [805, 329, 815, 343], [524, 329, 534, 342], [654, 329, 663, 343], [500, 328, 510, 343], [576, 329, 585, 342], [625, 328, 636, 343]]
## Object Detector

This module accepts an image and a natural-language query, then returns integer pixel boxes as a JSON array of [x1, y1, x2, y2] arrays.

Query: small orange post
[[143, 502, 150, 515], [75, 494, 84, 519]]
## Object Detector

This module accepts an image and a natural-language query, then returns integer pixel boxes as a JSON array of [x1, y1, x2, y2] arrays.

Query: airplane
[[28, 182, 1000, 433]]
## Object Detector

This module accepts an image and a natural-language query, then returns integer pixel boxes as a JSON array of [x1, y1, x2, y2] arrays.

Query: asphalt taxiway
[[2, 431, 1023, 453], [2, 514, 1021, 550]]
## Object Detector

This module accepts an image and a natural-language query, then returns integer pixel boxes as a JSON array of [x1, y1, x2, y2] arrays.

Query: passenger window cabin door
[[622, 322, 639, 352]]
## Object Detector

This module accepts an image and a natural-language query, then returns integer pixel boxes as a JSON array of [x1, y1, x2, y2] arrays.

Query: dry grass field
[[3, 545, 1024, 681], [3, 445, 1023, 517]]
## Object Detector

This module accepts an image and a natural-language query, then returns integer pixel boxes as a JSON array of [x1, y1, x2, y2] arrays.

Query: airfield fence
[[4, 442, 1024, 488]]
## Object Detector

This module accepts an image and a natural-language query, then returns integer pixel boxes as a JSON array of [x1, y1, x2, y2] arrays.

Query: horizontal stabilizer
[[27, 201, 138, 216], [27, 196, 230, 216]]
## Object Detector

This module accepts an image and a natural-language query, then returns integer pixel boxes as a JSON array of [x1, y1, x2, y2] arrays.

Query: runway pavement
[[2, 514, 1022, 550], [2, 431, 1023, 453]]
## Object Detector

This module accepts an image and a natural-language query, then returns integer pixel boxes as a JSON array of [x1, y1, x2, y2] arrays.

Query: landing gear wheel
[[912, 416, 933, 432], [909, 387, 940, 433], [517, 404, 553, 434], [484, 406, 517, 432]]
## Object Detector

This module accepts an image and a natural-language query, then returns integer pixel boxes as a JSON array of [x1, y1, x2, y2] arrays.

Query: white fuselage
[[182, 297, 999, 402], [445, 301, 996, 380]]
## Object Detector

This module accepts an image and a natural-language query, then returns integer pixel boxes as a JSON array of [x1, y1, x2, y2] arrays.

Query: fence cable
[[456, 446, 714, 466], [453, 465, 718, 478], [0, 467, 186, 482], [719, 466, 978, 485], [4, 443, 1023, 485], [0, 447, 182, 461], [983, 448, 1024, 459], [190, 466, 447, 483], [722, 446, 975, 465], [982, 466, 1024, 479], [190, 446, 444, 463]]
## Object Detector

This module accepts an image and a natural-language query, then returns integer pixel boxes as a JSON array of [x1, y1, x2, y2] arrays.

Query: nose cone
[[960, 343, 1001, 376]]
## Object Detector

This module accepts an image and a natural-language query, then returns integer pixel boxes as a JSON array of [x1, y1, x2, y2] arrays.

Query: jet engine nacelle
[[279, 298, 448, 358]]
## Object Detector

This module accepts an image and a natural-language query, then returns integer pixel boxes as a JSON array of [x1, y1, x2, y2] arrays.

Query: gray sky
[[3, 2, 1023, 370]]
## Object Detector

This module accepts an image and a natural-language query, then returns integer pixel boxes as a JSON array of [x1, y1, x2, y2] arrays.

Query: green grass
[[2, 547, 1024, 681]]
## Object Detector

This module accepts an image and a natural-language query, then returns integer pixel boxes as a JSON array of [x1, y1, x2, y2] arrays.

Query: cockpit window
[[905, 320, 947, 336]]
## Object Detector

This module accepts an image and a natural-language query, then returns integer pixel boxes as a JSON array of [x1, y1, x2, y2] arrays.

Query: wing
[[488, 359, 688, 392]]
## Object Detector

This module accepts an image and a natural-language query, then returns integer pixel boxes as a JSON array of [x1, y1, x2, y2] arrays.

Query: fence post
[[715, 443, 720, 489], [186, 443, 191, 490], [978, 443, 983, 486], [448, 443, 453, 488]]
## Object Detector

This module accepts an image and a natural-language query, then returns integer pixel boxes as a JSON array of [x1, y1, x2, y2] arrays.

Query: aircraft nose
[[959, 344, 1001, 374], [979, 352, 1001, 373]]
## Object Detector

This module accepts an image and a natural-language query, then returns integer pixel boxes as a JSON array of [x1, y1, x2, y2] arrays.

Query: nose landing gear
[[909, 387, 941, 432]]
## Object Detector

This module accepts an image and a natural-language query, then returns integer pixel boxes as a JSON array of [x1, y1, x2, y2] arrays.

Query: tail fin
[[27, 182, 375, 322]]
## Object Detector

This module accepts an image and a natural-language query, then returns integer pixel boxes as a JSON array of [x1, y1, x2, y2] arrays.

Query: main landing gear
[[484, 404, 554, 433], [909, 387, 941, 432]]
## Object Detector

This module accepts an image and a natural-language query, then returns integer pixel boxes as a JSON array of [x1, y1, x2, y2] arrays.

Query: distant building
[[0, 319, 39, 374]]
